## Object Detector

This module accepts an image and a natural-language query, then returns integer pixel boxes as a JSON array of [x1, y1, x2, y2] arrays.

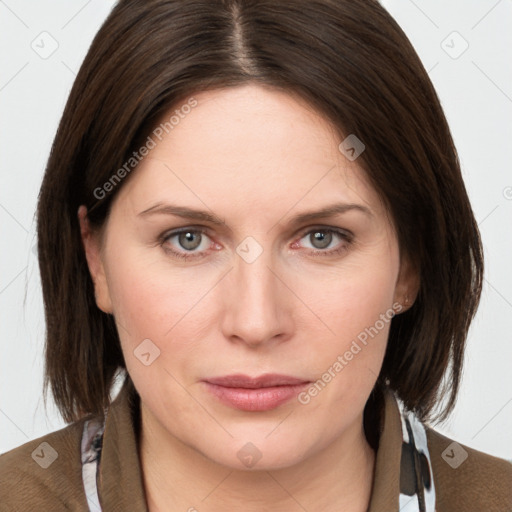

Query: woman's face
[[80, 84, 415, 470]]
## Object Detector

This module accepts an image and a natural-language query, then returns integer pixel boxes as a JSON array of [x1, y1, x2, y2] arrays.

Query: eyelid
[[161, 224, 353, 244], [295, 224, 354, 241], [291, 225, 353, 257], [160, 226, 215, 247], [159, 226, 215, 261], [159, 224, 354, 260]]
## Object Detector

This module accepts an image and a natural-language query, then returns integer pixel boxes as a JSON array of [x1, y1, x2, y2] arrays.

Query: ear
[[393, 253, 420, 314], [77, 205, 113, 314]]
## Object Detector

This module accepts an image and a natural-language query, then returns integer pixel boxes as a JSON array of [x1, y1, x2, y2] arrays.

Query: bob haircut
[[36, 0, 483, 425]]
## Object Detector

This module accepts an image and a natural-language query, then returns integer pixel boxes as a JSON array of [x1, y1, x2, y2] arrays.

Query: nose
[[220, 244, 293, 348]]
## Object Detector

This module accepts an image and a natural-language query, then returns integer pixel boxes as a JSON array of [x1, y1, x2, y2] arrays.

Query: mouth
[[202, 373, 311, 412]]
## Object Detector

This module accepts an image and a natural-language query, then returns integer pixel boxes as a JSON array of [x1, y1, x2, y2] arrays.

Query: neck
[[138, 402, 376, 512]]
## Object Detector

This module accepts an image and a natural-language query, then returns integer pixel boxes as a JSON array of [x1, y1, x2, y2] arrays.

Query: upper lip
[[204, 373, 310, 389]]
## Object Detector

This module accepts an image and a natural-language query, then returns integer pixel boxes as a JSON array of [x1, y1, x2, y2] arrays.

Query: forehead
[[112, 84, 385, 221]]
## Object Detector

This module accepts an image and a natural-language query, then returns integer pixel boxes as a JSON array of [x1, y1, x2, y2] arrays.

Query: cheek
[[296, 255, 398, 399], [103, 244, 214, 360], [301, 254, 398, 345]]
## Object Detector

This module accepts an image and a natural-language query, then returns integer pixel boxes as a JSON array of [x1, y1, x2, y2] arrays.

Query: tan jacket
[[1, 378, 511, 511]]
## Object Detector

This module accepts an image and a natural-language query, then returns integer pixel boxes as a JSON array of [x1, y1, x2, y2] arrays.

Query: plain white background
[[1, 0, 511, 460]]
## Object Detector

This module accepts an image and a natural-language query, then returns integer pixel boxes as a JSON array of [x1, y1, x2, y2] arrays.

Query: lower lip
[[203, 382, 310, 411]]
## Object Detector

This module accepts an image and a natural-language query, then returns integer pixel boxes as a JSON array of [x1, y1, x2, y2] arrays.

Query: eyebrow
[[137, 202, 373, 226]]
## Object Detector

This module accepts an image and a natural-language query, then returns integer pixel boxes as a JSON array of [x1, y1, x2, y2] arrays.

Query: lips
[[205, 373, 309, 388], [202, 373, 311, 411]]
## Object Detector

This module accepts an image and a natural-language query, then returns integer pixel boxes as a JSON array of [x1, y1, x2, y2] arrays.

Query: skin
[[79, 83, 418, 512]]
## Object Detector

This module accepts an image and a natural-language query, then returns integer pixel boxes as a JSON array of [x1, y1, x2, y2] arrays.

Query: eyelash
[[158, 226, 353, 261]]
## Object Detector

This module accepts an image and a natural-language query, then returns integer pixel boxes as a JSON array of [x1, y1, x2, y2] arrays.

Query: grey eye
[[178, 231, 203, 251], [309, 230, 333, 249]]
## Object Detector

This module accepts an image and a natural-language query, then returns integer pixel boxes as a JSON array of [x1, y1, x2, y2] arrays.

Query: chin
[[198, 434, 313, 472]]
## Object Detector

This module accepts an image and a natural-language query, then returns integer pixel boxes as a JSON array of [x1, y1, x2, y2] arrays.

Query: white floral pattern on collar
[[396, 395, 437, 512]]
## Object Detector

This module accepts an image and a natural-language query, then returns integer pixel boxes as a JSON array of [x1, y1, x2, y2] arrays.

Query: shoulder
[[426, 427, 512, 511], [0, 418, 90, 510]]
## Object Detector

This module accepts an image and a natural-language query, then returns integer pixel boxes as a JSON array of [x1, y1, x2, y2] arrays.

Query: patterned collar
[[396, 397, 436, 511]]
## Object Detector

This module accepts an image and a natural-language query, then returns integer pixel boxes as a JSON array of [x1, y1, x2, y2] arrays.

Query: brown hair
[[37, 0, 483, 424]]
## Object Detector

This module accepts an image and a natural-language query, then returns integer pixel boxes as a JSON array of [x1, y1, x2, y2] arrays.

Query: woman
[[1, 0, 510, 510]]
